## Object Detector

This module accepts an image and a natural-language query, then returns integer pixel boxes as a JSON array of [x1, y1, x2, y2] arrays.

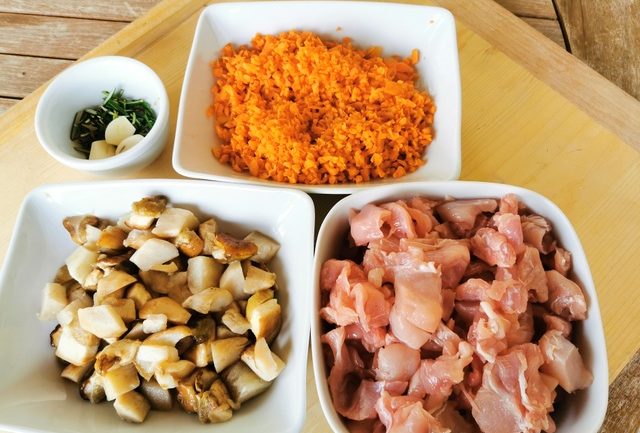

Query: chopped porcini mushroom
[[210, 337, 248, 372], [123, 229, 157, 249], [184, 343, 212, 367], [54, 265, 74, 285], [187, 256, 223, 294], [126, 283, 151, 310], [66, 282, 87, 302], [63, 215, 100, 245], [132, 196, 167, 218], [217, 325, 237, 339], [95, 251, 133, 271], [140, 378, 173, 411], [152, 207, 199, 239], [243, 264, 276, 295], [78, 304, 128, 339], [155, 360, 196, 389], [96, 270, 136, 299], [142, 314, 168, 334], [124, 322, 147, 340], [85, 225, 103, 246], [197, 380, 234, 423], [139, 297, 191, 324], [149, 262, 179, 273], [175, 229, 204, 257], [245, 289, 274, 321], [221, 309, 250, 335], [221, 361, 272, 405], [246, 296, 281, 343], [61, 362, 93, 383], [50, 325, 62, 347], [144, 325, 193, 346], [55, 325, 99, 366], [65, 246, 99, 284], [95, 339, 141, 375], [130, 238, 179, 272], [134, 343, 179, 381], [176, 368, 217, 413], [123, 212, 156, 231], [198, 218, 218, 255], [244, 232, 280, 264], [241, 338, 285, 382], [211, 233, 258, 264], [103, 363, 140, 401], [97, 226, 127, 252], [182, 288, 233, 314], [102, 298, 136, 323], [82, 268, 103, 291], [219, 261, 247, 300], [139, 270, 174, 294], [56, 294, 92, 326], [38, 282, 68, 320], [114, 390, 151, 423], [80, 370, 106, 404]]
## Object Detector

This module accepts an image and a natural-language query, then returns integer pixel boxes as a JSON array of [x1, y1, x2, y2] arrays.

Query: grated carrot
[[210, 31, 436, 185]]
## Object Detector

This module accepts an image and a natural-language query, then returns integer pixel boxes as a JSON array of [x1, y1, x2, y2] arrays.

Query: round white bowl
[[35, 56, 169, 175]]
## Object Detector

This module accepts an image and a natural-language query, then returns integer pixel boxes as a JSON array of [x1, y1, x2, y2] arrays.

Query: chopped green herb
[[70, 88, 156, 157]]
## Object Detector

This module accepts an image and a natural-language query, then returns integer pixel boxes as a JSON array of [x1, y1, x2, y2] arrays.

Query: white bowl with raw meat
[[311, 181, 607, 433]]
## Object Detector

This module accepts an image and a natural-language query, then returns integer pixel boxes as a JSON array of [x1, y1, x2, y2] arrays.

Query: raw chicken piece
[[434, 402, 480, 433], [404, 199, 438, 237], [539, 330, 593, 393], [492, 212, 525, 254], [513, 245, 548, 302], [350, 204, 391, 246], [471, 344, 556, 433], [322, 327, 360, 418], [467, 302, 513, 362], [392, 262, 443, 336], [389, 303, 432, 350], [347, 419, 386, 433], [456, 278, 527, 315], [381, 201, 418, 240], [345, 323, 387, 353], [436, 199, 498, 232], [546, 270, 587, 321], [499, 193, 520, 215], [362, 243, 423, 284], [351, 282, 392, 331], [441, 289, 456, 322], [454, 301, 481, 326], [375, 343, 421, 381], [321, 259, 365, 291], [521, 215, 556, 254], [553, 247, 572, 276], [375, 392, 449, 433], [532, 305, 573, 338], [421, 240, 471, 289], [505, 305, 534, 346], [471, 228, 516, 268], [456, 278, 490, 302]]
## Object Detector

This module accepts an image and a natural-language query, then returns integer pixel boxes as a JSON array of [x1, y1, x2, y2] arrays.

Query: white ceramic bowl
[[311, 181, 608, 432], [173, 1, 461, 194], [35, 56, 169, 175], [0, 179, 313, 433]]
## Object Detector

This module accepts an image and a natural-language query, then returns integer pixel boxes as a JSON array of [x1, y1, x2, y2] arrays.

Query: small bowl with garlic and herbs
[[35, 56, 169, 175]]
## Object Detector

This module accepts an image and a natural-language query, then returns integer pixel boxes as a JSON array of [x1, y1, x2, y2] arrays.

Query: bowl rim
[[310, 180, 609, 433], [172, 1, 461, 194], [34, 55, 170, 172]]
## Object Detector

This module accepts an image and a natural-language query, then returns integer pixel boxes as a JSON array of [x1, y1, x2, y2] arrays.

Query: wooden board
[[494, 0, 556, 19], [0, 0, 639, 432], [0, 0, 158, 21], [0, 54, 71, 98]]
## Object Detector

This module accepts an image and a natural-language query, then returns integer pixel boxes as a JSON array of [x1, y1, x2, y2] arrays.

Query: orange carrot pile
[[210, 31, 436, 185]]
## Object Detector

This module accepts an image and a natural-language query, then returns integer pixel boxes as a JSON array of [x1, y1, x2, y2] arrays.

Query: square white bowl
[[311, 181, 608, 433], [0, 179, 314, 433], [173, 1, 461, 194]]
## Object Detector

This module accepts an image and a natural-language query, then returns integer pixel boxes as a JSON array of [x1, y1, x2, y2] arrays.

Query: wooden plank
[[0, 0, 158, 21], [0, 13, 126, 59], [555, 0, 640, 100], [494, 0, 557, 19], [0, 97, 17, 115], [522, 17, 566, 48], [0, 54, 70, 98], [600, 349, 640, 433]]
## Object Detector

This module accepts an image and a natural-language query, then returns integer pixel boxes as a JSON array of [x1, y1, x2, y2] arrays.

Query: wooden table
[[0, 1, 639, 432]]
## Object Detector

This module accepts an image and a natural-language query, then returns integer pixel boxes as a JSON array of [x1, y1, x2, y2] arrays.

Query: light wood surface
[[0, 54, 70, 98], [0, 1, 639, 433], [0, 0, 159, 21]]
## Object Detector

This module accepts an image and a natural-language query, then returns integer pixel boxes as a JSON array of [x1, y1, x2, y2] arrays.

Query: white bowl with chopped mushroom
[[35, 56, 169, 175], [311, 181, 608, 433], [0, 179, 313, 433]]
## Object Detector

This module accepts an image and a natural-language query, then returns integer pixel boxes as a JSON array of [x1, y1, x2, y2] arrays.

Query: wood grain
[[0, 97, 17, 115], [494, 0, 557, 18], [0, 13, 126, 59], [0, 54, 70, 98], [0, 0, 157, 21], [522, 17, 566, 47], [600, 349, 640, 433], [555, 0, 640, 100]]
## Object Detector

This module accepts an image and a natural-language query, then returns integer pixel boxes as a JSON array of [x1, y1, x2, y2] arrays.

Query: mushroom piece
[[241, 338, 285, 382], [123, 229, 157, 250], [124, 321, 147, 340], [95, 339, 141, 375], [97, 226, 128, 252], [149, 262, 179, 273], [185, 343, 213, 368], [139, 270, 187, 296], [247, 298, 281, 344], [80, 370, 106, 404], [219, 261, 246, 300], [102, 298, 136, 323], [134, 343, 179, 381], [175, 229, 204, 258], [140, 378, 173, 411], [211, 233, 258, 264], [56, 294, 92, 326], [193, 317, 216, 344], [114, 390, 151, 423], [152, 207, 199, 239], [216, 325, 237, 339], [95, 251, 134, 272], [210, 337, 248, 373], [61, 362, 93, 383], [65, 246, 99, 284], [187, 256, 223, 294], [221, 309, 250, 335], [176, 368, 217, 413], [142, 314, 168, 334], [139, 297, 191, 325], [38, 282, 68, 321], [95, 270, 136, 302], [144, 325, 193, 346], [126, 283, 152, 310], [155, 360, 196, 389], [130, 238, 180, 272], [50, 324, 62, 347], [63, 215, 100, 245], [243, 264, 276, 295], [78, 304, 128, 339], [55, 325, 99, 366], [197, 380, 234, 423], [54, 265, 74, 286], [198, 218, 218, 255], [182, 288, 233, 314], [102, 363, 140, 401], [82, 268, 103, 291], [244, 232, 280, 264], [132, 196, 168, 219], [221, 361, 272, 405]]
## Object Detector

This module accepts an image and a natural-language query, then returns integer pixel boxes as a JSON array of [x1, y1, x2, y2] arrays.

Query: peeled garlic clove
[[116, 134, 143, 154], [105, 116, 135, 145], [89, 140, 115, 160]]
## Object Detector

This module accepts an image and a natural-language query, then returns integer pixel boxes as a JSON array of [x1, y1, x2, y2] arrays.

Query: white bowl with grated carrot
[[173, 1, 461, 193]]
